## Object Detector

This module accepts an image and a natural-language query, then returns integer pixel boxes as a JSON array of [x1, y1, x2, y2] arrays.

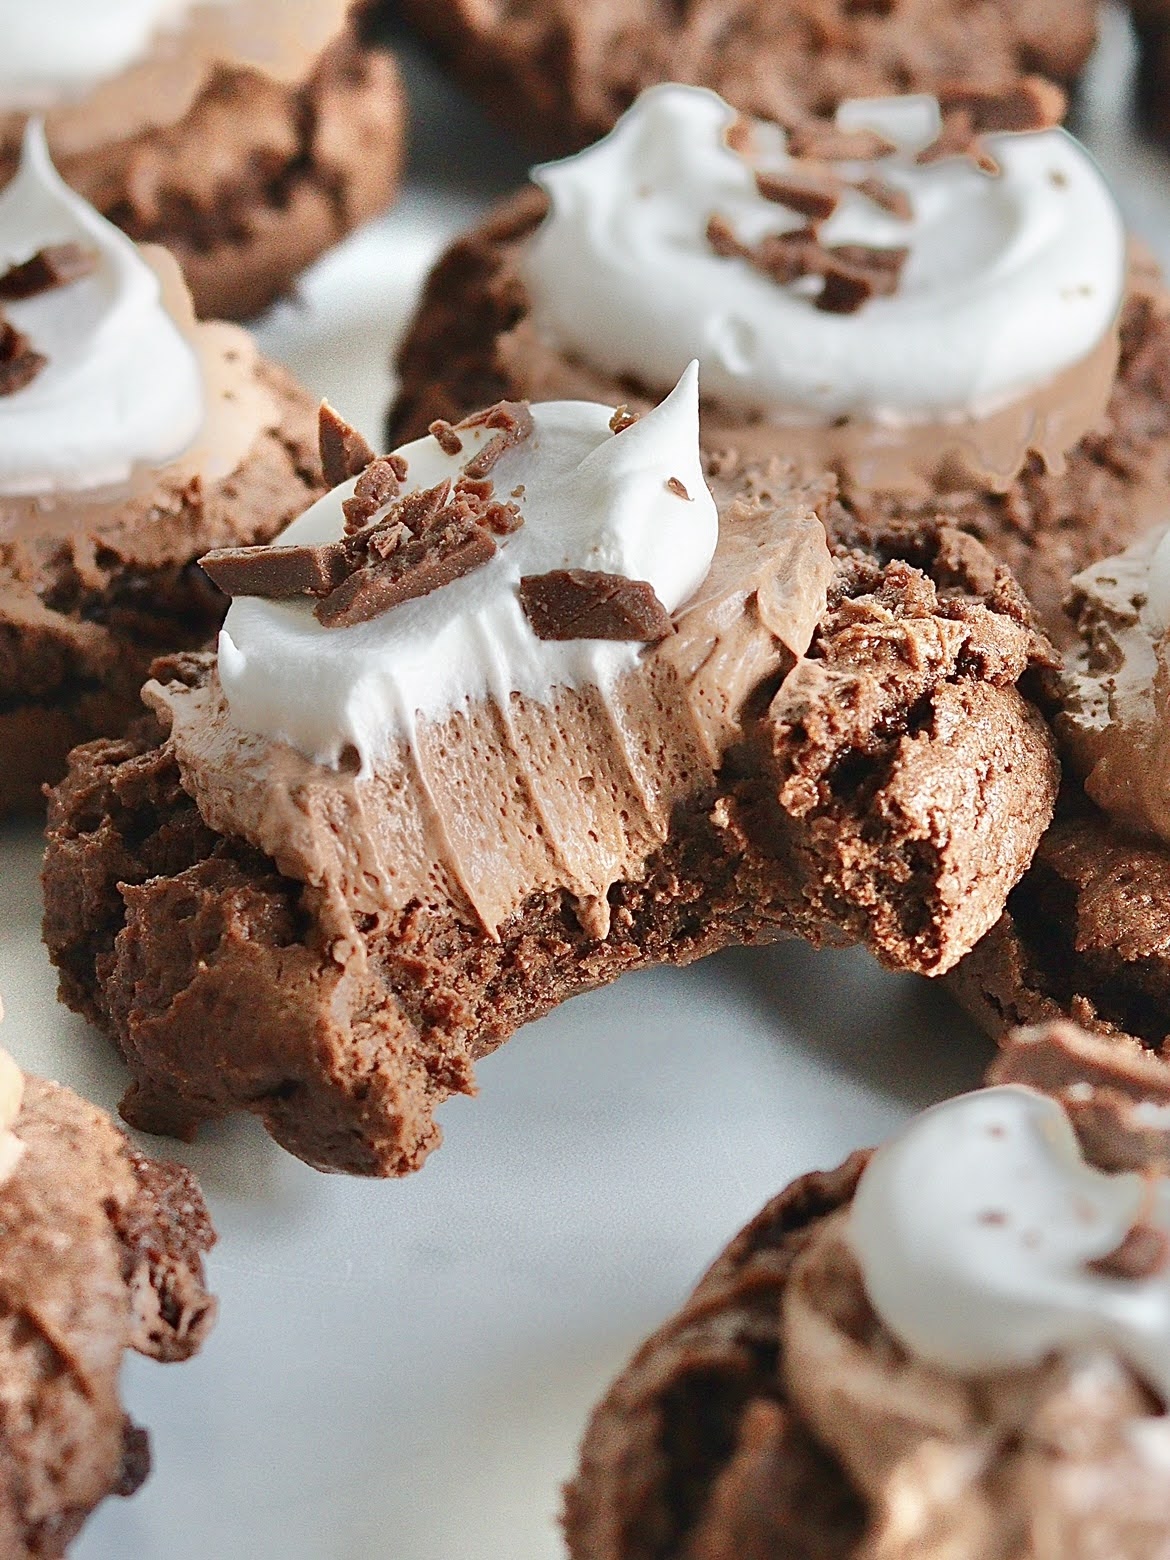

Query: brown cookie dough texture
[[564, 1025, 1170, 1560], [391, 0, 1097, 156], [0, 1062, 215, 1557], [390, 193, 1170, 646], [0, 2, 405, 321], [950, 527, 1170, 1068], [42, 461, 1057, 1174], [0, 274, 323, 816]]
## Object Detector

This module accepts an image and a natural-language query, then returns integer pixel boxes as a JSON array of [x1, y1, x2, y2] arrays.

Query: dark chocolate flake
[[199, 541, 349, 600], [318, 401, 377, 488], [456, 400, 536, 480], [0, 315, 45, 395], [755, 166, 842, 223], [519, 570, 675, 644], [1086, 1222, 1170, 1282], [0, 242, 97, 301]]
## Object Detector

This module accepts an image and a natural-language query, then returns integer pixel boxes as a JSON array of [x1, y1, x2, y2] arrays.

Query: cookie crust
[[0, 15, 406, 321], [42, 521, 1057, 1175], [0, 1074, 215, 1558], [391, 0, 1097, 157], [389, 193, 1170, 644], [0, 356, 321, 816]]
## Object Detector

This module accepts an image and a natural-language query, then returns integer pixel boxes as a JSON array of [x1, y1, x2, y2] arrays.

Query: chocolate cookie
[[0, 2, 405, 321], [390, 0, 1097, 156], [565, 1033, 1170, 1560], [389, 87, 1159, 644], [0, 1033, 215, 1556], [43, 383, 1056, 1175], [951, 523, 1170, 1055], [0, 130, 324, 815]]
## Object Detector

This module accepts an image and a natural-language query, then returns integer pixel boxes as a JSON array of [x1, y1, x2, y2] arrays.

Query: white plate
[[1, 10, 1167, 1556]]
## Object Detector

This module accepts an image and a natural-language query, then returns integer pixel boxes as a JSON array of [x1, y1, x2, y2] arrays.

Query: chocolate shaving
[[456, 400, 536, 480], [199, 542, 350, 600], [786, 122, 896, 162], [0, 242, 96, 301], [854, 175, 914, 221], [707, 215, 908, 313], [429, 420, 464, 457], [609, 405, 640, 435], [0, 314, 45, 395], [318, 402, 376, 488], [1086, 1222, 1170, 1281], [917, 108, 1000, 174], [199, 468, 523, 629], [665, 477, 692, 500], [519, 570, 675, 643], [938, 77, 1067, 134], [755, 165, 842, 223], [724, 116, 753, 156], [342, 457, 405, 533]]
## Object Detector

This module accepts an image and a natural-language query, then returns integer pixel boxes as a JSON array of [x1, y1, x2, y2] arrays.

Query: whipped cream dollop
[[0, 1, 233, 109], [524, 85, 1126, 427], [0, 122, 204, 496], [850, 1087, 1170, 1402], [219, 365, 718, 770]]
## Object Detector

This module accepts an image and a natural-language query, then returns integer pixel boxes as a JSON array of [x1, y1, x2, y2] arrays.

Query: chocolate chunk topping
[[318, 402, 377, 488], [786, 122, 896, 162], [1086, 1222, 1170, 1281], [456, 400, 536, 479], [724, 117, 753, 155], [707, 216, 908, 313], [755, 166, 842, 223], [199, 468, 522, 629], [0, 314, 45, 395], [315, 518, 496, 629], [342, 457, 404, 533], [519, 570, 675, 643], [0, 242, 96, 301], [609, 405, 640, 435], [665, 477, 691, 500], [919, 80, 1066, 175], [199, 542, 350, 600], [429, 419, 464, 457], [855, 175, 914, 221]]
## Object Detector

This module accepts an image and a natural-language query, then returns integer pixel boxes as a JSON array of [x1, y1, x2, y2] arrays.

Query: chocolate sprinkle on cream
[[786, 122, 896, 163], [665, 477, 691, 500], [706, 215, 908, 314], [609, 405, 640, 434], [0, 242, 97, 301], [456, 400, 536, 480], [755, 166, 842, 223], [519, 569, 675, 643], [429, 420, 464, 457], [1086, 1222, 1170, 1282], [855, 175, 914, 221], [0, 314, 45, 395], [318, 402, 377, 488], [919, 78, 1068, 174], [342, 457, 403, 532]]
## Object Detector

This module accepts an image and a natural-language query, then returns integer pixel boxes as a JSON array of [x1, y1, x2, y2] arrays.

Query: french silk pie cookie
[[566, 1025, 1170, 1560], [952, 520, 1170, 1062], [0, 125, 323, 815], [391, 0, 1097, 157], [390, 83, 1170, 642], [44, 371, 1058, 1175], [0, 1, 405, 321], [0, 1002, 215, 1558]]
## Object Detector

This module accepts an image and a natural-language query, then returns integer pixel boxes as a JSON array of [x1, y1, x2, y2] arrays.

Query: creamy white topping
[[849, 1087, 1170, 1402], [0, 0, 233, 108], [524, 85, 1126, 427], [0, 122, 204, 496], [219, 364, 718, 769]]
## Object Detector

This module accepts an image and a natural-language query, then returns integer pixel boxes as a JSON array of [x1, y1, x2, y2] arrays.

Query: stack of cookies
[[8, 0, 1170, 1551]]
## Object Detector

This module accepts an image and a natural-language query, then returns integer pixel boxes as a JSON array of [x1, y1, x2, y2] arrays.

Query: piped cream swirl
[[524, 85, 1126, 429], [849, 1087, 1170, 1402], [218, 365, 719, 771], [0, 121, 204, 496]]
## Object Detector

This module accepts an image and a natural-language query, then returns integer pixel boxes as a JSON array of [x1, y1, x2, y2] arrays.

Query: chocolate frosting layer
[[145, 478, 833, 944]]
